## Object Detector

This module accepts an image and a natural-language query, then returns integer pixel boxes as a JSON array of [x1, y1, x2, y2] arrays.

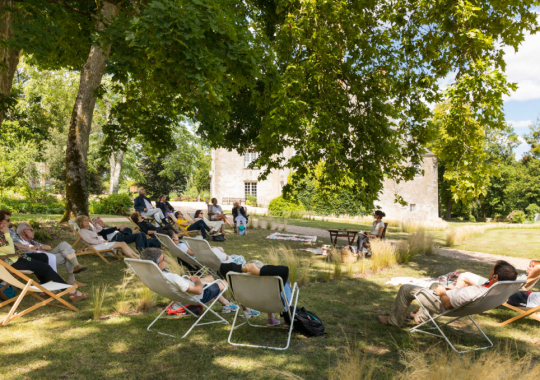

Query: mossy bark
[[60, 2, 118, 222], [0, 0, 20, 129]]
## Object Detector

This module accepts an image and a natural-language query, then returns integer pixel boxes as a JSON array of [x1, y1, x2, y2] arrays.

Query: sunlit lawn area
[[1, 221, 539, 379], [454, 228, 540, 260]]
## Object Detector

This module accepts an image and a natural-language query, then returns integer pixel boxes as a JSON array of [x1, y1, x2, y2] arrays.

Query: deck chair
[[183, 237, 223, 277], [65, 220, 123, 265], [168, 213, 200, 237], [155, 233, 208, 276], [124, 258, 228, 338], [0, 260, 78, 326], [226, 272, 300, 350], [409, 280, 525, 353], [499, 275, 540, 326], [380, 223, 389, 239]]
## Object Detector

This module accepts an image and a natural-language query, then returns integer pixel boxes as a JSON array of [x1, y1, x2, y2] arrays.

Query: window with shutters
[[245, 182, 257, 197], [244, 150, 259, 168]]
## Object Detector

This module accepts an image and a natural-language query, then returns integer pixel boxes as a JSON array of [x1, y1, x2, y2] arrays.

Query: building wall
[[375, 154, 439, 220], [211, 149, 439, 219], [210, 148, 293, 206]]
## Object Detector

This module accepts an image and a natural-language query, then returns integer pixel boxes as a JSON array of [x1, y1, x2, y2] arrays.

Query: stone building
[[210, 148, 439, 219]]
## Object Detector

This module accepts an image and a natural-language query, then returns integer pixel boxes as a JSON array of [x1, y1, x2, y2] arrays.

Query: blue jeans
[[281, 279, 293, 308], [187, 220, 211, 238]]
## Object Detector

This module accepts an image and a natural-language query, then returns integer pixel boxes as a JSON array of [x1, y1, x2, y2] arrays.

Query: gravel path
[[102, 217, 532, 270]]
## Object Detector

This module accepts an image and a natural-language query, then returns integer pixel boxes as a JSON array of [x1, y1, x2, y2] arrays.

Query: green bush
[[525, 203, 540, 221], [95, 193, 133, 215], [268, 196, 305, 217], [0, 195, 64, 214], [508, 210, 526, 224]]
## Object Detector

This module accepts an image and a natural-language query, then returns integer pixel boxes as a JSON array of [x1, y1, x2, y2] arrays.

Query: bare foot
[[378, 315, 390, 325]]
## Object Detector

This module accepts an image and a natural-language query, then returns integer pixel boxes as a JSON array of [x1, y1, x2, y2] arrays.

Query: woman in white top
[[193, 210, 225, 234], [75, 215, 140, 259], [357, 210, 386, 251], [206, 198, 233, 227]]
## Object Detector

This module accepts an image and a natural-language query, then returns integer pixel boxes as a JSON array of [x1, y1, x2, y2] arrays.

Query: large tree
[[0, 0, 20, 129], [197, 0, 538, 208]]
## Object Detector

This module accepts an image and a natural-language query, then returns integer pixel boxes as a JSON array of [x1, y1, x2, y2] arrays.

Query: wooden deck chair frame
[[380, 222, 389, 239], [499, 276, 540, 326], [183, 237, 224, 279], [226, 272, 300, 350], [124, 258, 229, 339], [0, 259, 78, 326], [409, 280, 525, 353], [65, 222, 123, 265], [154, 233, 208, 277]]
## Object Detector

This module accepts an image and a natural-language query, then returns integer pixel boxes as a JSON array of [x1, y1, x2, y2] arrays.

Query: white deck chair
[[154, 233, 207, 277], [124, 258, 229, 338], [226, 272, 300, 350], [183, 237, 223, 277], [409, 280, 525, 353], [0, 260, 78, 326]]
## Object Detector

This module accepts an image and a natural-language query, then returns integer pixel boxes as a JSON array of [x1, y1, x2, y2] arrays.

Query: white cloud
[[507, 119, 532, 130], [504, 23, 540, 102]]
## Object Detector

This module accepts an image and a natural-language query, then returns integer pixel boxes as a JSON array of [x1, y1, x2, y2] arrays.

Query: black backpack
[[212, 234, 225, 242], [282, 307, 325, 337]]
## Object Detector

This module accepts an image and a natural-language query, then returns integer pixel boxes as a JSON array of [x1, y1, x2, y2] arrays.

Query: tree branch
[[41, 0, 110, 26]]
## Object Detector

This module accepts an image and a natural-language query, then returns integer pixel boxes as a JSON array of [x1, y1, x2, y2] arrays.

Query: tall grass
[[263, 245, 312, 285], [397, 231, 434, 263], [445, 222, 540, 247], [114, 273, 134, 316], [370, 240, 397, 272], [91, 283, 109, 320], [329, 248, 343, 281], [136, 285, 156, 312], [265, 218, 272, 230], [398, 218, 448, 232]]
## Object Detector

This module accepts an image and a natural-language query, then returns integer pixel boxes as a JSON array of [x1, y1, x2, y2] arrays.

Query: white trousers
[[141, 208, 165, 226]]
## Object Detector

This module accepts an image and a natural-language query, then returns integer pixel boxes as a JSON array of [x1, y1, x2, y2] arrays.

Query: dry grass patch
[[370, 239, 397, 271], [91, 283, 109, 320]]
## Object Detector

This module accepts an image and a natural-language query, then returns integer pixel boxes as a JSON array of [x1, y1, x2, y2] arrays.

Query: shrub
[[268, 195, 305, 217], [0, 196, 64, 214], [508, 210, 526, 224], [526, 203, 540, 221], [96, 193, 133, 215]]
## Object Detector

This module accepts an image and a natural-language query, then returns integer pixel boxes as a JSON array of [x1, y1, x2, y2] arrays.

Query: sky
[[502, 22, 540, 158]]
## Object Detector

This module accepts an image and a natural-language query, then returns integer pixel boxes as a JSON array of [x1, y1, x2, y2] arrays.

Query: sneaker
[[222, 303, 239, 314], [267, 317, 280, 326], [244, 309, 260, 318]]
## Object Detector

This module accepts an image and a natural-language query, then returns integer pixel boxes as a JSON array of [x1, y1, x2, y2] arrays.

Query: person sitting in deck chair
[[378, 260, 518, 327], [173, 211, 214, 239], [0, 210, 87, 303], [156, 195, 175, 220], [232, 201, 248, 233], [356, 210, 386, 252], [130, 211, 176, 237], [76, 216, 139, 259], [193, 210, 225, 235], [220, 259, 291, 325], [134, 188, 165, 227], [160, 230, 198, 273], [206, 198, 233, 227], [139, 247, 240, 314], [455, 259, 540, 290], [12, 222, 88, 287], [92, 216, 161, 252]]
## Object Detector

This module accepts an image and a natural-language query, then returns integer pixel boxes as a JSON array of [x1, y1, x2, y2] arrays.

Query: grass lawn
[[455, 228, 540, 260], [1, 220, 539, 379]]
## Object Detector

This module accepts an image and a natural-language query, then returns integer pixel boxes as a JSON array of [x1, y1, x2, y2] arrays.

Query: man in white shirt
[[134, 188, 165, 227], [139, 248, 239, 313], [378, 260, 518, 327]]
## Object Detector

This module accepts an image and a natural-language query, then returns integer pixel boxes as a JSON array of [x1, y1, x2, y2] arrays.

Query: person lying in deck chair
[[76, 216, 139, 259], [92, 216, 161, 252], [139, 247, 240, 314], [455, 259, 540, 290], [134, 187, 165, 227], [12, 222, 88, 287], [220, 259, 291, 325], [0, 210, 87, 303], [378, 260, 518, 327], [173, 211, 214, 239], [130, 212, 176, 238]]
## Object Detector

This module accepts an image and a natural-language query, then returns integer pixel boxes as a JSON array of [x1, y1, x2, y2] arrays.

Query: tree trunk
[[109, 148, 125, 194], [445, 197, 452, 220], [0, 0, 21, 129], [60, 2, 118, 222]]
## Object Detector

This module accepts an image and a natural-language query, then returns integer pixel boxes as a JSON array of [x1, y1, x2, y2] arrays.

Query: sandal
[[69, 291, 88, 303]]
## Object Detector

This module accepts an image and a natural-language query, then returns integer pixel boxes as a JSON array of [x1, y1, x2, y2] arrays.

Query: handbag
[[212, 234, 225, 242]]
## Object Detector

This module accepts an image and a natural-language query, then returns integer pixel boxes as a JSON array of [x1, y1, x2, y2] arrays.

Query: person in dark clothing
[[130, 212, 176, 237], [92, 216, 161, 251], [232, 202, 248, 221], [220, 260, 292, 326], [156, 195, 175, 219]]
